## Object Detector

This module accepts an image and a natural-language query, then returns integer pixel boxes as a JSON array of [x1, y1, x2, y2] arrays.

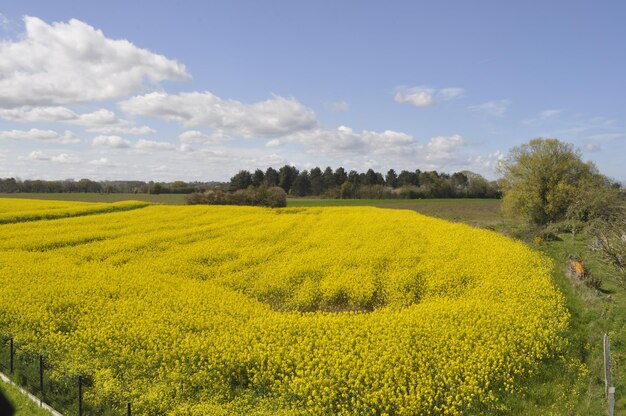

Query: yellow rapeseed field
[[0, 199, 568, 415]]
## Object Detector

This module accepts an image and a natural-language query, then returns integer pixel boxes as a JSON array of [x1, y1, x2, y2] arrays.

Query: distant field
[[289, 198, 504, 228], [0, 192, 188, 204], [0, 193, 503, 227]]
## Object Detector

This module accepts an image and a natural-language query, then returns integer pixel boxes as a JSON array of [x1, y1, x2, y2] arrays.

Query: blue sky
[[0, 1, 624, 182]]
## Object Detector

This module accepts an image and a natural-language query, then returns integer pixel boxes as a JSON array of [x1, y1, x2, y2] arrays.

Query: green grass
[[288, 198, 504, 228], [0, 380, 51, 416]]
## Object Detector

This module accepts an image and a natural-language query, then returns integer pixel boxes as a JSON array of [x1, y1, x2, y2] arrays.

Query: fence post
[[127, 401, 131, 416], [78, 375, 83, 416], [9, 337, 13, 374], [608, 386, 615, 416], [604, 333, 611, 397], [39, 355, 44, 397]]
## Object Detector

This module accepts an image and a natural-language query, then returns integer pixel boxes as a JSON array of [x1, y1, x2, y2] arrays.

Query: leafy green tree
[[364, 169, 379, 186], [499, 138, 602, 225], [264, 167, 279, 186], [229, 170, 252, 191], [309, 167, 323, 195], [334, 167, 347, 186], [291, 171, 311, 196], [397, 170, 417, 187], [322, 167, 335, 191], [251, 169, 265, 187], [278, 165, 299, 193], [385, 169, 398, 188]]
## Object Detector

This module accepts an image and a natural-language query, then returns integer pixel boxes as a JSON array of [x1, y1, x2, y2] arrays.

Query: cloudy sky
[[0, 1, 624, 182]]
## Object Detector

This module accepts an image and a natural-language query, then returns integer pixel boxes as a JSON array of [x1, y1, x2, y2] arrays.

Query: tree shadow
[[0, 388, 15, 416]]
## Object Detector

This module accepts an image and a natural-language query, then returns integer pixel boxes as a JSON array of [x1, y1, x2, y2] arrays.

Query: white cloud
[[22, 151, 80, 164], [394, 87, 464, 107], [395, 88, 435, 107], [0, 16, 189, 107], [468, 99, 510, 116], [280, 125, 416, 157], [522, 108, 562, 124], [326, 101, 350, 113], [119, 91, 317, 138], [178, 130, 229, 144], [51, 153, 79, 164], [425, 134, 465, 160], [0, 106, 126, 125], [0, 13, 9, 31], [24, 150, 50, 161], [468, 150, 504, 172], [135, 139, 176, 151], [266, 138, 282, 148], [86, 125, 156, 135], [92, 135, 174, 151], [438, 88, 465, 100], [92, 135, 132, 148], [0, 128, 79, 143], [540, 109, 562, 119], [583, 142, 603, 152], [88, 157, 117, 167]]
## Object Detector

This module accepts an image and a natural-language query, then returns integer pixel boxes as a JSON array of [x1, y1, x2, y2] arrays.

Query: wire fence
[[0, 336, 133, 416]]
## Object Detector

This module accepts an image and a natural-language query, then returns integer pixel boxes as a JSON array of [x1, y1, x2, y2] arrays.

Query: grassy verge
[[0, 379, 51, 416]]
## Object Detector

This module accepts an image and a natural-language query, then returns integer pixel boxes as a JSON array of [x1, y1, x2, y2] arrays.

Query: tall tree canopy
[[499, 138, 605, 225]]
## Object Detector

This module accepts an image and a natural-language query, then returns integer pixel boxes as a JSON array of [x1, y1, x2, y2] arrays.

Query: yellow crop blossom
[[0, 199, 568, 415]]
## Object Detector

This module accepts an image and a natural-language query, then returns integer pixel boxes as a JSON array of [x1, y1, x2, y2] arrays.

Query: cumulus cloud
[[468, 100, 510, 116], [92, 135, 132, 148], [119, 91, 317, 138], [88, 157, 117, 166], [0, 106, 126, 126], [135, 139, 176, 151], [0, 16, 189, 107], [394, 87, 464, 107], [279, 126, 417, 157], [326, 101, 350, 113], [468, 150, 504, 172], [178, 130, 229, 144], [92, 135, 174, 151], [87, 125, 156, 135], [22, 151, 80, 164], [0, 128, 79, 143], [424, 134, 466, 161]]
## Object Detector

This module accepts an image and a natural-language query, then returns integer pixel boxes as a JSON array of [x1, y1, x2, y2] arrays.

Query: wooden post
[[39, 355, 44, 396], [9, 337, 13, 374], [608, 386, 615, 416], [127, 401, 131, 416], [604, 333, 611, 397], [78, 375, 83, 416]]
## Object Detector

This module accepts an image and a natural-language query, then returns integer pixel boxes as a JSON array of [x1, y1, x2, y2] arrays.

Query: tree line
[[0, 178, 224, 194], [228, 166, 500, 199]]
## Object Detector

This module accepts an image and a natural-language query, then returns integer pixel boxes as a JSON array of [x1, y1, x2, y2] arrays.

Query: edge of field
[[0, 376, 52, 416]]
